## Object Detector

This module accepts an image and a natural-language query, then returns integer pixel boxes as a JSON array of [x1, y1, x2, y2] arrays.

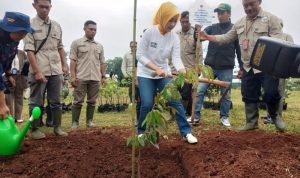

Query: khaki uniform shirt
[[215, 9, 283, 73], [69, 36, 105, 81], [282, 33, 293, 43], [24, 15, 64, 76], [121, 51, 134, 77], [176, 27, 203, 69]]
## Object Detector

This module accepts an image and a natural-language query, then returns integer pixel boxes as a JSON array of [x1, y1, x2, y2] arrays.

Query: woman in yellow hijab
[[153, 2, 180, 35], [136, 2, 198, 144]]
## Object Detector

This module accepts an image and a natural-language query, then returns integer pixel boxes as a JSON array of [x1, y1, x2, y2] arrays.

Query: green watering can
[[0, 107, 41, 156]]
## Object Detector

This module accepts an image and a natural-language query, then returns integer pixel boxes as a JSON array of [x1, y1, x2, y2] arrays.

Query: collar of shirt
[[178, 27, 193, 35], [35, 15, 51, 26], [219, 20, 232, 28], [246, 8, 264, 21], [83, 36, 96, 43]]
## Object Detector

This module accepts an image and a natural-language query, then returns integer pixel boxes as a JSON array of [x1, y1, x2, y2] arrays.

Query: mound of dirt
[[0, 128, 299, 177]]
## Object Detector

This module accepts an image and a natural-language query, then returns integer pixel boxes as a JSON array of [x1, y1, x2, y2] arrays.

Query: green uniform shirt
[[24, 15, 64, 76], [215, 9, 283, 73], [69, 36, 105, 81]]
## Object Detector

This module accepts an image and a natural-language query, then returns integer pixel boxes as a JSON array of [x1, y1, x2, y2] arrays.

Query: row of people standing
[[126, 0, 292, 143], [0, 0, 292, 143], [23, 0, 107, 139]]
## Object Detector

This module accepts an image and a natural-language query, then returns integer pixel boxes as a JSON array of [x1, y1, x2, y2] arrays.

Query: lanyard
[[245, 19, 255, 39]]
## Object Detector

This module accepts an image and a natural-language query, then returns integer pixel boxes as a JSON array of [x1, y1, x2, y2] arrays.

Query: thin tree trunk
[[131, 0, 138, 177], [190, 26, 202, 124]]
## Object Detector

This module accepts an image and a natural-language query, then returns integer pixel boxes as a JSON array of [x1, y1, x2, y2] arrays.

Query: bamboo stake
[[190, 25, 202, 124], [130, 0, 137, 177]]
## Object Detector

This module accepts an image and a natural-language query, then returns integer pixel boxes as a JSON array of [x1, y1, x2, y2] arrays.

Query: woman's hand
[[155, 67, 166, 77]]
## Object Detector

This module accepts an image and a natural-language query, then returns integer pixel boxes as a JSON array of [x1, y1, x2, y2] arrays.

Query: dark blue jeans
[[241, 69, 280, 104], [137, 77, 192, 136], [194, 69, 233, 120]]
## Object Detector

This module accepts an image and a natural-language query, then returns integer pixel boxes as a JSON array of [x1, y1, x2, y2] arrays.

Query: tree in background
[[106, 57, 124, 81]]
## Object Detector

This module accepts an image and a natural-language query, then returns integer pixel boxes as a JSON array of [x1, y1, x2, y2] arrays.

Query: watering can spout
[[17, 107, 41, 146], [0, 107, 41, 156]]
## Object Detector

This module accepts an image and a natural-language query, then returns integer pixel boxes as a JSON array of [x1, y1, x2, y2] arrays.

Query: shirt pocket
[[33, 29, 45, 41], [254, 24, 269, 36], [51, 27, 61, 43], [77, 46, 88, 60], [236, 27, 245, 35], [186, 37, 196, 54], [95, 46, 102, 62]]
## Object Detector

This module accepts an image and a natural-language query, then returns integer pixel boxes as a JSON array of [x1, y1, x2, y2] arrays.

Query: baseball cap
[[0, 12, 34, 33], [214, 3, 231, 13]]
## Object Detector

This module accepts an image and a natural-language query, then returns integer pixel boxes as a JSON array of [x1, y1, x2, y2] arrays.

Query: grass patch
[[19, 89, 300, 135]]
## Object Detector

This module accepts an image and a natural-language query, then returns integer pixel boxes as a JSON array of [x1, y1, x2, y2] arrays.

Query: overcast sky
[[1, 0, 299, 60]]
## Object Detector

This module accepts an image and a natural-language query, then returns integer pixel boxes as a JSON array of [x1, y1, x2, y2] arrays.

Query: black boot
[[267, 103, 286, 132], [239, 103, 259, 131]]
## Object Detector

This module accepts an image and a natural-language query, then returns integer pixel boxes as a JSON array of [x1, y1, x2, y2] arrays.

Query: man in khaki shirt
[[176, 11, 203, 117], [70, 20, 106, 129], [201, 0, 286, 132], [24, 0, 68, 139]]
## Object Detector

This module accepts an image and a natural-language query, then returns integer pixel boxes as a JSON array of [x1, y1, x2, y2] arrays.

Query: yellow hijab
[[153, 2, 180, 34]]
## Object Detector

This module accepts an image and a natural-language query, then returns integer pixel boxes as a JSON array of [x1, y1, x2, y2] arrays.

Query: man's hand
[[7, 76, 16, 87], [71, 77, 77, 88], [35, 71, 47, 83], [62, 65, 68, 77], [237, 69, 244, 79], [101, 78, 106, 85], [199, 31, 209, 40]]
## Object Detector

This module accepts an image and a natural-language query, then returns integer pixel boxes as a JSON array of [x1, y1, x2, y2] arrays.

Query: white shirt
[[121, 51, 134, 77], [12, 55, 20, 71], [137, 26, 184, 78]]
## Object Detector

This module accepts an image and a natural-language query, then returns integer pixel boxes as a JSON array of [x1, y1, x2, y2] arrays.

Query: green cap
[[214, 3, 231, 13]]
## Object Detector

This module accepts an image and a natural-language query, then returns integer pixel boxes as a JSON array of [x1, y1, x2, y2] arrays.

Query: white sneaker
[[187, 116, 199, 123], [183, 133, 198, 144], [220, 116, 231, 127]]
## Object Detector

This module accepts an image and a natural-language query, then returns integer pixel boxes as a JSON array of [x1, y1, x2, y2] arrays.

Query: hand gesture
[[35, 71, 47, 83]]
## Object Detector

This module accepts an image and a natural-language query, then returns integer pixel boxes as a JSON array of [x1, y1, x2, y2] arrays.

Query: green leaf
[[138, 137, 145, 147], [126, 137, 133, 146]]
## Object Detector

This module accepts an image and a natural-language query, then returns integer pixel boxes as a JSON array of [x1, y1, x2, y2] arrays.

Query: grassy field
[[20, 89, 300, 135]]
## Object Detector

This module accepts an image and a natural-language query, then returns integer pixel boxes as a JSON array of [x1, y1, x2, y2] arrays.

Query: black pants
[[128, 85, 141, 119], [241, 69, 280, 104], [180, 83, 193, 116]]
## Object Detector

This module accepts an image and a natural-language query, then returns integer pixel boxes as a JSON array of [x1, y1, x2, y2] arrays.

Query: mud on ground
[[1, 128, 300, 178]]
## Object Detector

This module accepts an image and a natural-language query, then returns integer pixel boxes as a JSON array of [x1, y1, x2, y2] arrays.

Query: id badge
[[242, 39, 249, 50]]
